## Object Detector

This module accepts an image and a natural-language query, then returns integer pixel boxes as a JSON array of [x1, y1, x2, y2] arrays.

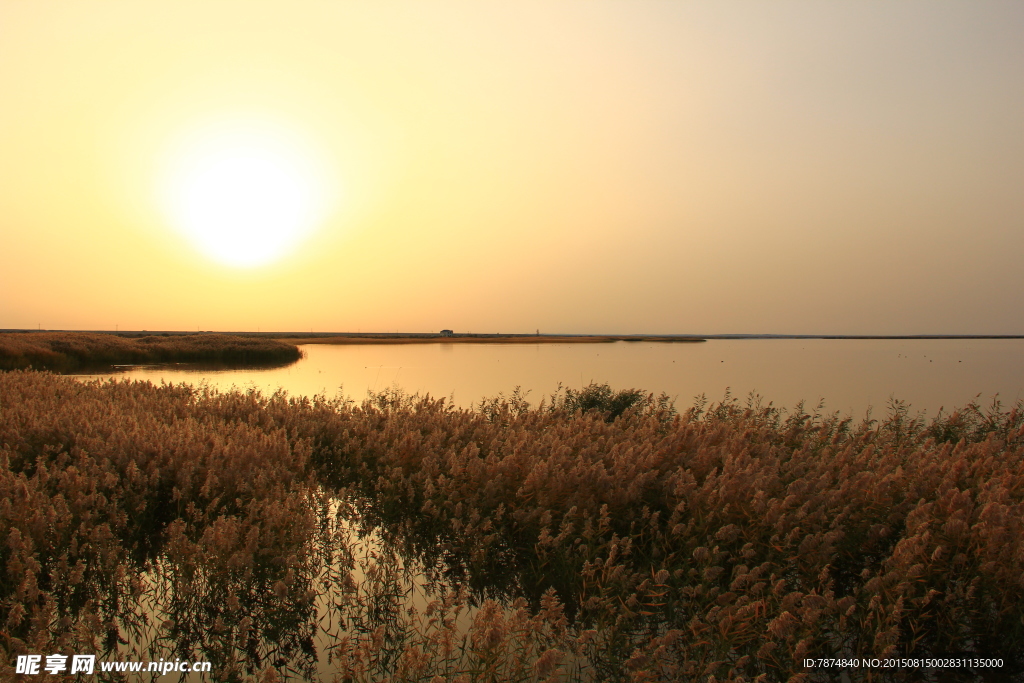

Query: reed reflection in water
[[111, 497, 567, 682]]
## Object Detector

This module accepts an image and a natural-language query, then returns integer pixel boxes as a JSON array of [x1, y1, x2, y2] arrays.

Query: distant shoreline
[[4, 330, 1024, 344], [277, 334, 709, 345]]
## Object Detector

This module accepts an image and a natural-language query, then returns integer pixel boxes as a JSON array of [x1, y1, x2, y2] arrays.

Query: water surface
[[80, 338, 1024, 417]]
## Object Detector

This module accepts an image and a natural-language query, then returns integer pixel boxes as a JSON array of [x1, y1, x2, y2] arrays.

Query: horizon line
[[4, 329, 1024, 341]]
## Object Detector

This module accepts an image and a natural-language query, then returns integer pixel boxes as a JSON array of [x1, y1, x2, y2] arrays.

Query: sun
[[158, 117, 333, 267]]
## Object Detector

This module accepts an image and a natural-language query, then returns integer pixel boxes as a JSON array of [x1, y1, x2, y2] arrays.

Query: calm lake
[[80, 338, 1024, 418]]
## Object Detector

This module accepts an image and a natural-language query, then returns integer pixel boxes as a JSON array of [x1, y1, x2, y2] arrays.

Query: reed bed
[[1, 371, 1023, 682], [0, 333, 301, 372]]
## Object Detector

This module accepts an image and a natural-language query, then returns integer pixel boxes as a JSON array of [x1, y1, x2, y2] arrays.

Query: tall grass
[[2, 371, 1023, 681], [0, 333, 301, 372]]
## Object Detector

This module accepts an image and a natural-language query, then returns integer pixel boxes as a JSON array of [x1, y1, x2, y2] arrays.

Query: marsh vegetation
[[2, 371, 1023, 681], [0, 333, 302, 372]]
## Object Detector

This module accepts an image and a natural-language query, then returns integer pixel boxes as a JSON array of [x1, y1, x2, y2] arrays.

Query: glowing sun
[[159, 118, 333, 267]]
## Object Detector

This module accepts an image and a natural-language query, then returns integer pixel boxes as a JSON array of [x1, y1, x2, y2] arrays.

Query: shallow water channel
[[114, 497, 523, 682]]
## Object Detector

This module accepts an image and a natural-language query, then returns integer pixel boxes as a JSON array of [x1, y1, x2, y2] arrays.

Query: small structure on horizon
[[440, 329, 454, 337]]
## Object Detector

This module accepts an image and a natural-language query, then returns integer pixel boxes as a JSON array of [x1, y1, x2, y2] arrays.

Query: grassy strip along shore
[[0, 332, 302, 372], [1, 372, 1023, 680]]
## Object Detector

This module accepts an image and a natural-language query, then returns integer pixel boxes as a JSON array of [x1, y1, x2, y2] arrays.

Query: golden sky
[[2, 1, 1022, 334]]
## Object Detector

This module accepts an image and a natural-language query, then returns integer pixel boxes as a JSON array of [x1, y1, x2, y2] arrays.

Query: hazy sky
[[2, 1, 1022, 334]]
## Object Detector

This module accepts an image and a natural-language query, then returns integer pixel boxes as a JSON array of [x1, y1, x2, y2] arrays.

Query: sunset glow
[[1, 1, 1023, 333]]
